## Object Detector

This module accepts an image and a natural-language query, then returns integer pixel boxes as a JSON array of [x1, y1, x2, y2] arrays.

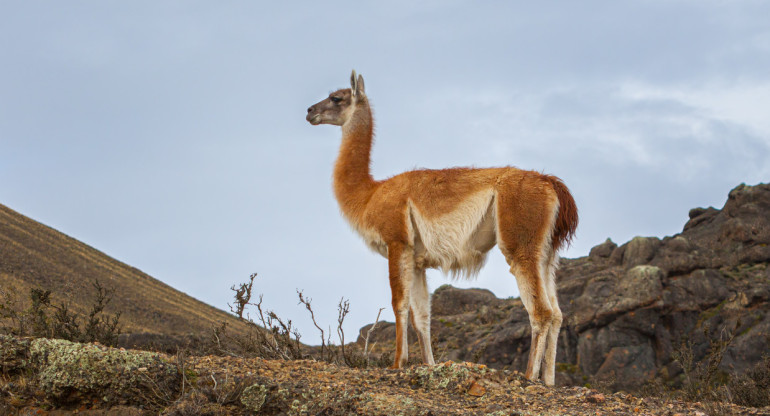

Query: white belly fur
[[408, 189, 497, 279]]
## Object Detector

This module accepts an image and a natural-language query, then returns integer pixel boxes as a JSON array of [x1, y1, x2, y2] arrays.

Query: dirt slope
[[0, 203, 244, 336]]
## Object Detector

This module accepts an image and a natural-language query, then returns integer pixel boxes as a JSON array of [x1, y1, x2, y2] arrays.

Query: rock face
[[359, 183, 770, 390]]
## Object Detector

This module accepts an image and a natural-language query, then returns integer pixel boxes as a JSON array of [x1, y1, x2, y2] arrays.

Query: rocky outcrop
[[359, 183, 770, 391]]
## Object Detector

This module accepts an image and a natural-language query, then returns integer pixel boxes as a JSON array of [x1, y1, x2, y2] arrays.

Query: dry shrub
[[728, 355, 770, 408], [160, 350, 254, 416], [635, 318, 768, 414], [215, 273, 392, 369], [214, 273, 303, 361], [0, 280, 121, 346]]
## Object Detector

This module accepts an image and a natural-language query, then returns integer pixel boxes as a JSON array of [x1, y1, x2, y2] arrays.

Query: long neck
[[333, 100, 377, 221]]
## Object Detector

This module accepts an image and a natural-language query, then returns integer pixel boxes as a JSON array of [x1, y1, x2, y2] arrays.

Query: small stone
[[467, 381, 486, 397], [586, 392, 605, 403]]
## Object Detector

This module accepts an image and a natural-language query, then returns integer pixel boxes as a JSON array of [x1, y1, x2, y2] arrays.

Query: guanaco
[[306, 71, 578, 385]]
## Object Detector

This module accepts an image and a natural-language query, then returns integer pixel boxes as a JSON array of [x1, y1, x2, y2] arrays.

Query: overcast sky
[[2, 1, 769, 343]]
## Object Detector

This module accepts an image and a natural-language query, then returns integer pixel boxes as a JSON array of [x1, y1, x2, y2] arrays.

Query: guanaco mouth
[[307, 114, 321, 125]]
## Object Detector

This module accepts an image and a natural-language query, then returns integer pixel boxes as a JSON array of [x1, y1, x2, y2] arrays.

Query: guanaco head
[[306, 70, 366, 126]]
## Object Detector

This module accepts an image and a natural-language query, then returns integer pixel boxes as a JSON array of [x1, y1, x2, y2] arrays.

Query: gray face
[[306, 88, 353, 126]]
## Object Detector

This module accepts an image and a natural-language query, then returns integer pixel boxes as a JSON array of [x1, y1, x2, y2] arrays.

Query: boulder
[[594, 344, 656, 390], [431, 285, 501, 316], [571, 265, 663, 328], [589, 238, 617, 259], [663, 269, 729, 311], [622, 237, 661, 268]]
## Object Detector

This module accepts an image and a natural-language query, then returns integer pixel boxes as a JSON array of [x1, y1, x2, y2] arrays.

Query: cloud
[[406, 81, 770, 179]]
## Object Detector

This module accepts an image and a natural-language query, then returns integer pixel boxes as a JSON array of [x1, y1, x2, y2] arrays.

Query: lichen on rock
[[240, 383, 268, 411], [406, 361, 485, 391], [28, 337, 180, 404], [0, 334, 30, 373]]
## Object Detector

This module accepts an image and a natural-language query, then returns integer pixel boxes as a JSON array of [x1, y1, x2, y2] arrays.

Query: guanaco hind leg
[[507, 257, 555, 382], [496, 184, 561, 385], [542, 251, 562, 385]]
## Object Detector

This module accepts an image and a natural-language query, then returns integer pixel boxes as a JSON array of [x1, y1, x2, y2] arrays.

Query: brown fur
[[306, 71, 578, 383]]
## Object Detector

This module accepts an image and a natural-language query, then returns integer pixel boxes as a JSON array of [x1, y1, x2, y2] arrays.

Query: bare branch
[[337, 297, 350, 364], [364, 307, 386, 363], [297, 289, 326, 356], [228, 273, 256, 319]]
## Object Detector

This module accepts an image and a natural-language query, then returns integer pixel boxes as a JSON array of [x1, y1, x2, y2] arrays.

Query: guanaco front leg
[[409, 267, 435, 365], [388, 242, 413, 369]]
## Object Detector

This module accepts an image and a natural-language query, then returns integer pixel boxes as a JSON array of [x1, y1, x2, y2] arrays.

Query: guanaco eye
[[330, 96, 342, 103]]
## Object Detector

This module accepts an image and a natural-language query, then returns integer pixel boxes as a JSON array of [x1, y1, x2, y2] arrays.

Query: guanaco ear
[[356, 74, 365, 96], [350, 70, 365, 98]]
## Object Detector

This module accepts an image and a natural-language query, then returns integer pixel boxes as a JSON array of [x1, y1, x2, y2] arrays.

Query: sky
[[1, 1, 769, 344]]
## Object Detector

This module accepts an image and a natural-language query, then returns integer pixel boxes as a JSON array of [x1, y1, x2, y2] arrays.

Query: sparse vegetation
[[672, 323, 735, 405], [657, 321, 770, 415], [729, 354, 770, 408], [0, 279, 121, 346], [215, 273, 393, 369], [213, 273, 303, 360]]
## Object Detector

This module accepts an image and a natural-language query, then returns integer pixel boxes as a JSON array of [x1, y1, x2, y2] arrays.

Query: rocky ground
[[2, 335, 768, 415]]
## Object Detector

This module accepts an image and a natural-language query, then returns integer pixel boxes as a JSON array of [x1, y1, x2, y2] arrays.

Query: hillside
[[0, 203, 246, 337], [360, 182, 770, 390]]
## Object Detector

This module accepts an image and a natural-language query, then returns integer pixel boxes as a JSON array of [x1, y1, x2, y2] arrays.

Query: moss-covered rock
[[0, 334, 31, 373], [406, 361, 485, 391], [27, 337, 180, 405], [240, 383, 268, 411]]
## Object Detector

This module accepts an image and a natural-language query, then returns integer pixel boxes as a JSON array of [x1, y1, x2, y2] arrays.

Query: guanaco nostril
[[307, 107, 313, 113]]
